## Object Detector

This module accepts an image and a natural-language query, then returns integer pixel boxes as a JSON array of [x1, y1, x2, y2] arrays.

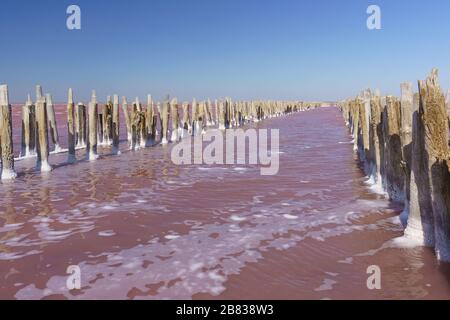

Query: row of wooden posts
[[339, 68, 450, 262], [0, 84, 318, 180]]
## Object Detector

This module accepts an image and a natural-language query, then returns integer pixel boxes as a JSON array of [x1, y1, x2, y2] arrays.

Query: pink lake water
[[1, 106, 449, 299]]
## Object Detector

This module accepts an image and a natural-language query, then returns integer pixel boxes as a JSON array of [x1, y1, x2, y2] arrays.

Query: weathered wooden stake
[[368, 96, 383, 187], [136, 97, 147, 148], [67, 88, 76, 163], [121, 96, 132, 142], [218, 100, 226, 130], [181, 102, 190, 138], [161, 99, 169, 144], [418, 70, 450, 260], [46, 94, 61, 152], [87, 91, 99, 160], [170, 98, 180, 142], [0, 85, 17, 180], [382, 96, 404, 201], [112, 94, 120, 154], [146, 95, 154, 145], [191, 98, 198, 135], [399, 83, 413, 225], [21, 94, 35, 157], [102, 96, 113, 146], [75, 103, 87, 147], [36, 96, 52, 172], [130, 97, 139, 150]]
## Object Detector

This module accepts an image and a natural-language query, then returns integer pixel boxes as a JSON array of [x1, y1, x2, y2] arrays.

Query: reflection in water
[[0, 106, 449, 300]]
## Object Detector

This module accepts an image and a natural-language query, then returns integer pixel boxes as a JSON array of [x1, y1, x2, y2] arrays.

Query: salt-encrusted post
[[181, 102, 190, 138], [36, 85, 43, 101], [198, 101, 205, 134], [205, 99, 213, 126], [97, 102, 104, 145], [415, 69, 449, 260], [87, 91, 99, 160], [382, 96, 404, 201], [36, 95, 52, 172], [112, 94, 120, 154], [358, 90, 371, 166], [67, 88, 76, 163], [121, 96, 132, 142], [218, 100, 226, 130], [214, 99, 218, 125], [46, 94, 61, 152], [161, 98, 169, 144], [21, 94, 34, 157], [130, 98, 140, 150], [136, 97, 146, 148], [146, 95, 154, 145], [399, 83, 413, 225], [351, 99, 360, 152], [368, 95, 383, 187], [0, 85, 17, 180], [103, 96, 113, 145], [191, 98, 198, 135], [170, 98, 180, 142], [405, 90, 433, 246], [75, 103, 87, 147]]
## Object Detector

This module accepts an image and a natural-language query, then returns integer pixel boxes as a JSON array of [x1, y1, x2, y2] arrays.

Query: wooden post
[[181, 102, 190, 138], [218, 100, 226, 130], [198, 101, 205, 134], [151, 102, 158, 144], [130, 97, 139, 150], [368, 95, 383, 187], [136, 97, 147, 148], [382, 96, 404, 201], [161, 98, 169, 144], [358, 90, 371, 167], [87, 91, 99, 160], [103, 96, 113, 146], [399, 83, 413, 225], [156, 102, 162, 141], [121, 96, 132, 142], [36, 96, 52, 172], [170, 98, 180, 142], [36, 85, 43, 101], [97, 101, 104, 145], [21, 94, 34, 158], [351, 99, 360, 152], [191, 98, 198, 135], [410, 69, 450, 260], [46, 94, 61, 152], [67, 88, 76, 163], [146, 95, 154, 145], [214, 99, 218, 125], [0, 85, 17, 180], [112, 94, 120, 154], [205, 99, 213, 126], [77, 103, 87, 148]]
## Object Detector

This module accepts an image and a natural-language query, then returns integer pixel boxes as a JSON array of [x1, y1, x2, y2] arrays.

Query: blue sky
[[0, 0, 449, 103]]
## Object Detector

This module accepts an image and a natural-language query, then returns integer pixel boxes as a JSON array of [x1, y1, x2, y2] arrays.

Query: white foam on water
[[338, 257, 353, 264], [390, 235, 424, 249], [230, 215, 246, 222], [165, 234, 180, 240], [98, 230, 116, 237], [314, 278, 337, 292], [101, 205, 116, 210], [283, 214, 298, 220]]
